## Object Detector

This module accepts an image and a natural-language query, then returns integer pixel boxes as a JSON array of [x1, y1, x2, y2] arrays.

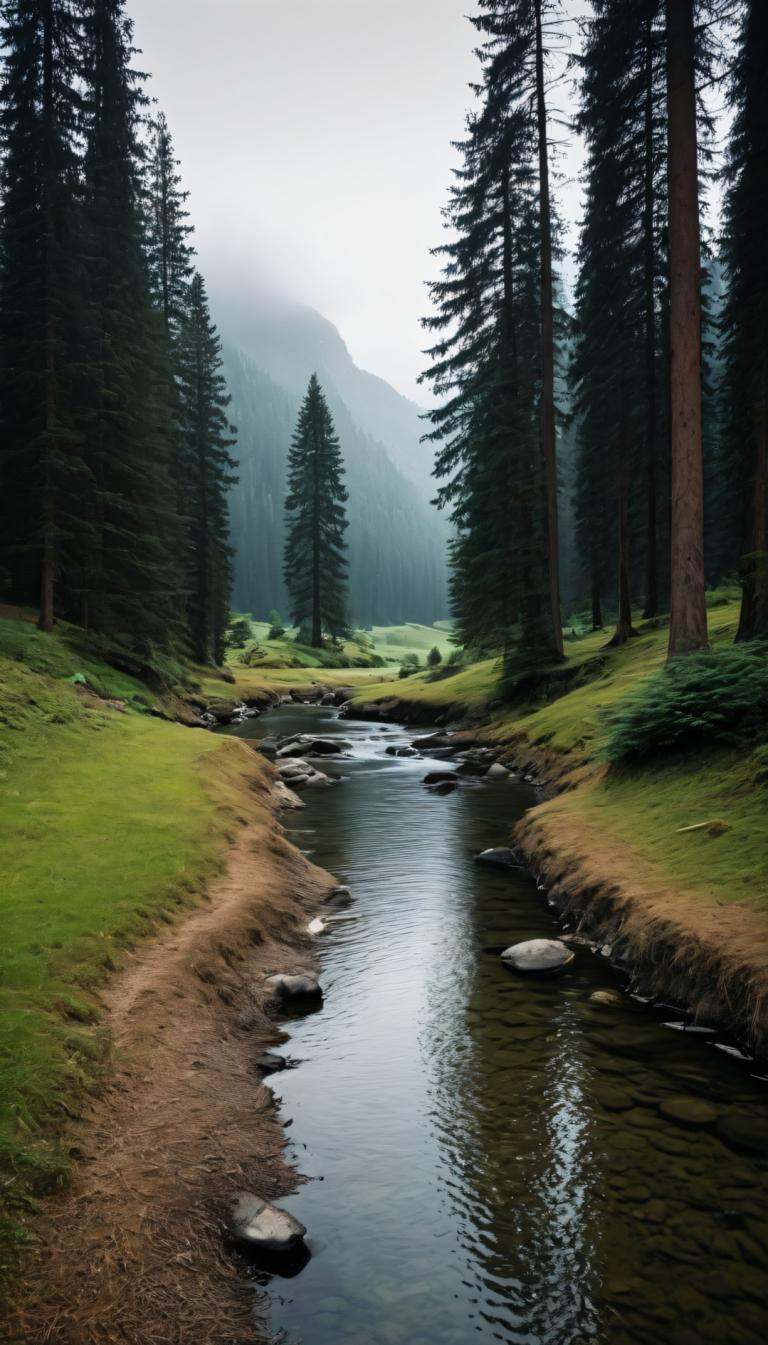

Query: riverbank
[[0, 614, 366, 1328], [345, 602, 768, 1052]]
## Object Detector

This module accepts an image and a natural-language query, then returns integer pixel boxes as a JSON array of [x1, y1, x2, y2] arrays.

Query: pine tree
[[176, 271, 237, 665], [77, 0, 184, 660], [721, 0, 768, 641], [422, 3, 560, 665], [572, 0, 652, 646], [144, 110, 194, 341], [0, 0, 87, 630], [284, 375, 349, 647]]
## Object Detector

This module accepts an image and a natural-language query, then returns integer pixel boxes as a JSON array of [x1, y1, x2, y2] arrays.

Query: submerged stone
[[227, 1191, 306, 1251], [715, 1113, 768, 1155], [658, 1096, 718, 1129], [589, 989, 624, 1007], [500, 938, 575, 975]]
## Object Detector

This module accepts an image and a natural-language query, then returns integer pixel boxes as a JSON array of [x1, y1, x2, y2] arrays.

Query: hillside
[[215, 290, 435, 498], [223, 346, 449, 627]]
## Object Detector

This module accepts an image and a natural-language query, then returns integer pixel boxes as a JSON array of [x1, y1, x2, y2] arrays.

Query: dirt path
[[4, 769, 331, 1345]]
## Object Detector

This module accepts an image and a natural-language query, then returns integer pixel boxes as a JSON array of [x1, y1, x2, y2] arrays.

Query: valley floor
[[1, 602, 767, 1334]]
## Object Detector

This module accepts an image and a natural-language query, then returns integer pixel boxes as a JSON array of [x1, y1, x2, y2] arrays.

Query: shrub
[[267, 609, 286, 639], [606, 645, 768, 764], [226, 616, 252, 650], [398, 653, 420, 679], [427, 645, 443, 668]]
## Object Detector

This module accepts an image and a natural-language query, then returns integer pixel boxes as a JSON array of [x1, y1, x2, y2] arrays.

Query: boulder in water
[[486, 762, 510, 779], [324, 884, 353, 908], [227, 1192, 306, 1251], [423, 771, 459, 786], [429, 780, 458, 795], [307, 917, 327, 936], [253, 1052, 287, 1074], [477, 847, 519, 869], [501, 939, 575, 975], [264, 972, 323, 1002], [273, 781, 306, 811]]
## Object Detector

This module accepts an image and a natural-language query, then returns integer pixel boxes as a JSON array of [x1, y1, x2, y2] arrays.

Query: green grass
[[225, 619, 454, 672], [0, 620, 257, 1282], [578, 747, 768, 910]]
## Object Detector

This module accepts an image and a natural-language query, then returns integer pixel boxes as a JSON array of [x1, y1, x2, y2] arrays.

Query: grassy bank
[[0, 617, 285, 1287], [348, 602, 768, 1038]]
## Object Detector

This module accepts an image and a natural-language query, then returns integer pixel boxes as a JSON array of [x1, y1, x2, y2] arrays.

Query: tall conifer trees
[[0, 0, 87, 630], [284, 375, 349, 646], [177, 272, 237, 665], [0, 0, 236, 667], [721, 0, 768, 641], [423, 0, 563, 664]]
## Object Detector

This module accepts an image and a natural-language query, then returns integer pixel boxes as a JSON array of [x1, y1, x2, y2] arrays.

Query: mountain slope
[[223, 346, 448, 627], [217, 293, 435, 498]]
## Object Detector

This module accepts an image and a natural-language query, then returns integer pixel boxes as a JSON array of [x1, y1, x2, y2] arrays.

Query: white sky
[[129, 1, 722, 404]]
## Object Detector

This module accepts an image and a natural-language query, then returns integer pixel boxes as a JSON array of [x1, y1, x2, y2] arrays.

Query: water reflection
[[222, 707, 768, 1345]]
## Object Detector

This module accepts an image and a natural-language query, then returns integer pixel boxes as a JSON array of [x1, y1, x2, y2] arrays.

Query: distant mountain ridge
[[216, 292, 436, 500], [222, 339, 448, 627]]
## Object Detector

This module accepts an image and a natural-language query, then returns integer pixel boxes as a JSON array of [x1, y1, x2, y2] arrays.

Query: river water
[[224, 705, 768, 1345]]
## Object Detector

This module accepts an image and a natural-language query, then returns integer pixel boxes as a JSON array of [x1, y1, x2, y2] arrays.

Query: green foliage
[[176, 272, 237, 664], [706, 577, 742, 608], [427, 645, 443, 668], [606, 646, 768, 764], [268, 609, 286, 639], [284, 375, 349, 645], [226, 616, 252, 650]]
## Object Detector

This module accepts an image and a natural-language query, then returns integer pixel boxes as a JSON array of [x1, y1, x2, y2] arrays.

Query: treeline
[[425, 0, 766, 664], [0, 1, 235, 670]]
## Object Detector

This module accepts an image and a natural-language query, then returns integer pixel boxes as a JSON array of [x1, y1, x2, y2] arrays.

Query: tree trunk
[[736, 397, 768, 641], [665, 0, 708, 656], [591, 570, 603, 631], [643, 16, 659, 619], [534, 0, 563, 659], [311, 416, 322, 647], [609, 427, 637, 647]]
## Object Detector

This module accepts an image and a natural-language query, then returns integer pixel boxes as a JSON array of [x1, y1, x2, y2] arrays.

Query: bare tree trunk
[[534, 0, 563, 659], [666, 0, 708, 656], [643, 16, 659, 619], [736, 397, 768, 641]]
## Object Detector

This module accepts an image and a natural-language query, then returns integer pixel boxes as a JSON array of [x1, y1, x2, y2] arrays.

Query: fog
[[127, 0, 588, 401]]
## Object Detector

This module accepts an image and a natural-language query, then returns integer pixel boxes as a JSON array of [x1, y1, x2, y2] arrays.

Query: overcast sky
[[125, 1, 590, 402]]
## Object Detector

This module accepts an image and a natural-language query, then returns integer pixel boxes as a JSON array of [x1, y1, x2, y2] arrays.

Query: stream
[[224, 704, 768, 1345]]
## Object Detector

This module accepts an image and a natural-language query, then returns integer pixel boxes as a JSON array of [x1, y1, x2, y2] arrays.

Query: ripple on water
[[221, 706, 768, 1345]]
